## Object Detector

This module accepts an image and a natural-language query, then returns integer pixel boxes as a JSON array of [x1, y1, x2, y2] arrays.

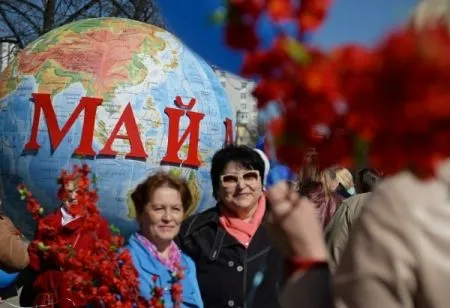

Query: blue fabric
[[267, 163, 296, 188], [127, 233, 203, 308], [0, 269, 18, 289]]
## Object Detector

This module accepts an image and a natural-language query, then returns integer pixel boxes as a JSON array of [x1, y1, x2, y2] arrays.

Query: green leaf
[[354, 135, 370, 167], [38, 242, 50, 252], [209, 7, 227, 25], [283, 39, 310, 64], [109, 224, 121, 235]]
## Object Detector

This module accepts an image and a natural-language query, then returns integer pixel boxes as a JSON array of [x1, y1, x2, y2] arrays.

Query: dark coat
[[176, 205, 284, 308]]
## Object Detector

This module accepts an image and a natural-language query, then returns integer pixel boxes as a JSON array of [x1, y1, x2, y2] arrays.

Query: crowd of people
[[0, 144, 381, 308], [2, 0, 450, 307]]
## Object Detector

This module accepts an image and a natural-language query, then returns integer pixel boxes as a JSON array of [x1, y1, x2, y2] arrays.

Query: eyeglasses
[[220, 170, 260, 188]]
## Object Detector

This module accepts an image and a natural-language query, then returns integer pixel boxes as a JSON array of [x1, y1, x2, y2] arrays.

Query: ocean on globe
[[0, 18, 233, 237]]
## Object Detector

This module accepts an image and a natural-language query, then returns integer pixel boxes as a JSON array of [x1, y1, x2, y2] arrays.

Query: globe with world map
[[0, 18, 233, 237]]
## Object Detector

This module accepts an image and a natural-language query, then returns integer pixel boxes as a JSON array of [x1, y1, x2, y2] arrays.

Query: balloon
[[156, 0, 304, 74], [0, 18, 233, 238], [0, 269, 19, 289]]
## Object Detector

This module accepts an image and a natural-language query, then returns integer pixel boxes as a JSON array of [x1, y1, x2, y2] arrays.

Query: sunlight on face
[[218, 161, 263, 215], [139, 186, 184, 247]]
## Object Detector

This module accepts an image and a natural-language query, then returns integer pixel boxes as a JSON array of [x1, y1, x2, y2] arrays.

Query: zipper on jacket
[[243, 249, 247, 308]]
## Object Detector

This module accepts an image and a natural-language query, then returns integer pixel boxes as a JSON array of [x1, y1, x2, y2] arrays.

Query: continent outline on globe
[[0, 17, 234, 238]]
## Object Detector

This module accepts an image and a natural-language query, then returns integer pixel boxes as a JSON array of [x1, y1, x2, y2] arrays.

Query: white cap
[[253, 148, 270, 189]]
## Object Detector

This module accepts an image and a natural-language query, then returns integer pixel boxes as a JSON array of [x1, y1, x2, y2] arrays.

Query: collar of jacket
[[179, 202, 273, 262], [44, 209, 86, 232], [128, 233, 191, 277], [182, 202, 271, 237]]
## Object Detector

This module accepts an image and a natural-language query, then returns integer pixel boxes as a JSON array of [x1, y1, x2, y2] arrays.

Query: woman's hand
[[266, 181, 328, 261]]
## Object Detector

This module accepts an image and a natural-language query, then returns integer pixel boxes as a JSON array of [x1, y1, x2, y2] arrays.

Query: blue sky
[[313, 0, 418, 48], [157, 0, 419, 73]]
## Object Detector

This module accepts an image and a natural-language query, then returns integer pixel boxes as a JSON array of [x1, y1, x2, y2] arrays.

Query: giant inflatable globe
[[0, 18, 233, 237]]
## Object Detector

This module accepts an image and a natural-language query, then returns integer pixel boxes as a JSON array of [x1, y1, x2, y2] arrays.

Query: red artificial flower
[[267, 0, 294, 21], [18, 164, 148, 306], [297, 0, 332, 32], [226, 22, 259, 50]]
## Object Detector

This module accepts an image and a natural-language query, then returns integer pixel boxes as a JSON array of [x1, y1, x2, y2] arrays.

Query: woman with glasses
[[177, 145, 284, 308]]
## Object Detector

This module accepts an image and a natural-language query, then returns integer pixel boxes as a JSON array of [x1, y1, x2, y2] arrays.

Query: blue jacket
[[127, 233, 203, 308]]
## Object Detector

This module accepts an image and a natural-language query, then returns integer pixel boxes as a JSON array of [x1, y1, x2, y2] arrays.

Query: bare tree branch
[[1, 2, 41, 33], [0, 6, 23, 48], [0, 38, 19, 44], [59, 0, 100, 25], [0, 0, 44, 13], [109, 0, 133, 19], [0, 0, 164, 53], [42, 0, 55, 33]]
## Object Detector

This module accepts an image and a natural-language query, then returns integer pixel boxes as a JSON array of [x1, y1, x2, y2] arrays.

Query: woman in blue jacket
[[127, 172, 203, 308]]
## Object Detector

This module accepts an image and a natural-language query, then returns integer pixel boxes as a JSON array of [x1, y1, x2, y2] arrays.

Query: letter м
[[24, 93, 103, 156]]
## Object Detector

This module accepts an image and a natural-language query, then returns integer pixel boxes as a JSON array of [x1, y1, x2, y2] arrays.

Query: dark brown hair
[[131, 172, 192, 217]]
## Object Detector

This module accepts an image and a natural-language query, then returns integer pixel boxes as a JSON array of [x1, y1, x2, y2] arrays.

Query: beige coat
[[325, 193, 371, 271], [0, 214, 29, 271], [281, 159, 450, 308]]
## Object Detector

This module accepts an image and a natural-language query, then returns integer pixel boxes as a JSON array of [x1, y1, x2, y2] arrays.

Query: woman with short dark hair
[[127, 172, 203, 307], [177, 145, 284, 308]]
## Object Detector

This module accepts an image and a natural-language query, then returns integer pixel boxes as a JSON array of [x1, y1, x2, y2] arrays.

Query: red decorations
[[24, 93, 103, 156], [23, 94, 215, 169], [150, 262, 185, 308], [98, 103, 148, 159], [224, 118, 234, 146], [18, 165, 150, 307], [225, 0, 450, 177], [174, 96, 197, 110], [297, 0, 332, 32], [225, 0, 332, 51], [334, 26, 450, 176], [161, 105, 205, 168]]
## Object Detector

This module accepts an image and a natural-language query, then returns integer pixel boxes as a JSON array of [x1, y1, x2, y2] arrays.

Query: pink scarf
[[219, 195, 266, 248], [135, 233, 181, 272]]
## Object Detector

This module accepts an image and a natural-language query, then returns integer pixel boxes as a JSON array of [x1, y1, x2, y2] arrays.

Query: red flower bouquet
[[224, 0, 450, 177], [18, 165, 154, 307]]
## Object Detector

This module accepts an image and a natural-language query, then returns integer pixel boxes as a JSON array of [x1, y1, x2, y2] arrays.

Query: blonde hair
[[336, 168, 354, 190], [410, 0, 450, 30]]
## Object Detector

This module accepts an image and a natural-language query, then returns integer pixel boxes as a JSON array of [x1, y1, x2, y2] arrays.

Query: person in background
[[0, 213, 29, 273], [334, 168, 355, 199], [297, 156, 342, 229], [177, 145, 284, 308], [127, 172, 203, 307], [355, 168, 382, 194], [0, 208, 29, 301], [266, 3, 450, 307], [325, 168, 382, 271]]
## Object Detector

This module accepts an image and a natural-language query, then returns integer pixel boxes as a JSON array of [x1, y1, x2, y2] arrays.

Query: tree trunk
[[42, 0, 56, 34]]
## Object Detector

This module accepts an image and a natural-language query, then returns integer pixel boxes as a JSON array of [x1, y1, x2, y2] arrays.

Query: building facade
[[213, 67, 259, 146], [0, 42, 16, 73]]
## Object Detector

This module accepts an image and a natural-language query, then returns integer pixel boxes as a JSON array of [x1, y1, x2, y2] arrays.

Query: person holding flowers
[[26, 165, 112, 308], [219, 0, 450, 307], [127, 172, 203, 308]]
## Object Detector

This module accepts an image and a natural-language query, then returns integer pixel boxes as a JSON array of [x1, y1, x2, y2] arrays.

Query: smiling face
[[217, 161, 263, 218], [138, 186, 184, 248]]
